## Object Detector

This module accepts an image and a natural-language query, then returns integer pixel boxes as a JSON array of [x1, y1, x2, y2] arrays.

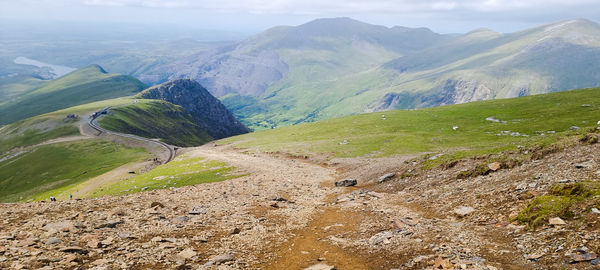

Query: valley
[[1, 10, 600, 270]]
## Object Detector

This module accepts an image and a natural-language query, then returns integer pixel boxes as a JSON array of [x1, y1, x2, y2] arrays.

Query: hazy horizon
[[1, 0, 600, 37]]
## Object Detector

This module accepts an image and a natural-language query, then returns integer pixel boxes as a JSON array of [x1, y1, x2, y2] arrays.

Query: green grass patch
[[0, 124, 79, 153], [517, 181, 600, 228], [98, 100, 213, 146], [0, 140, 148, 202], [90, 155, 240, 197], [221, 87, 600, 158]]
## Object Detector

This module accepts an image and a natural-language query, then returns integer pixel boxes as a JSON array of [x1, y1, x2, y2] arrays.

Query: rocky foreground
[[1, 140, 599, 269]]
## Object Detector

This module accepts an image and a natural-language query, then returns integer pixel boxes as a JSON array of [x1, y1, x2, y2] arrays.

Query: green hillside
[[0, 97, 137, 154], [0, 65, 146, 125], [221, 87, 600, 159], [98, 100, 214, 147], [0, 139, 147, 203]]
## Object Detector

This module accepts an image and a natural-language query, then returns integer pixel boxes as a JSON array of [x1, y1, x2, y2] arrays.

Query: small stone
[[87, 239, 100, 248], [570, 249, 597, 262], [488, 162, 501, 171], [570, 126, 580, 130], [189, 206, 207, 215], [94, 220, 123, 229], [304, 263, 335, 270], [100, 237, 114, 246], [0, 235, 15, 240], [335, 179, 357, 187], [549, 217, 566, 225], [92, 258, 109, 266], [150, 202, 164, 208], [43, 221, 74, 232], [527, 252, 544, 260], [231, 228, 241, 235], [45, 237, 62, 245], [433, 257, 453, 268], [592, 208, 600, 214], [209, 254, 235, 265], [454, 206, 475, 217], [575, 160, 594, 169], [377, 173, 395, 183], [59, 246, 88, 254], [178, 248, 197, 260]]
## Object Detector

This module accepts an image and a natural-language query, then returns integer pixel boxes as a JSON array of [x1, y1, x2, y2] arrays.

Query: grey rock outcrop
[[139, 79, 250, 139]]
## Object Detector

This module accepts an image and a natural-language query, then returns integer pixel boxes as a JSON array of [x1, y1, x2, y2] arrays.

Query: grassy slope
[[89, 154, 239, 198], [221, 87, 600, 158], [98, 100, 213, 147], [0, 65, 147, 125], [0, 97, 136, 154], [0, 139, 148, 202]]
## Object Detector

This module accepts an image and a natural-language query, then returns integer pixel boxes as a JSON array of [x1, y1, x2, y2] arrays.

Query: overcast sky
[[1, 0, 600, 34]]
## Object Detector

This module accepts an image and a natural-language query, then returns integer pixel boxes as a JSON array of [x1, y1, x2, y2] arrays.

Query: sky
[[1, 0, 600, 35]]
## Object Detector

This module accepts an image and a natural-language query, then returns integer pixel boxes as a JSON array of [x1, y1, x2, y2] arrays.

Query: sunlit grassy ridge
[[221, 88, 600, 158], [0, 139, 148, 202], [0, 65, 146, 125]]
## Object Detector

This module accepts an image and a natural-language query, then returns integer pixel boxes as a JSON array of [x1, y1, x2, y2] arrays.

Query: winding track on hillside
[[88, 107, 176, 163]]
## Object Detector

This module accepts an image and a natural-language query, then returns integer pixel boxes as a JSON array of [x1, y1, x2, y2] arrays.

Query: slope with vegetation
[[98, 100, 213, 147], [0, 64, 146, 125], [0, 139, 148, 202], [221, 87, 600, 160]]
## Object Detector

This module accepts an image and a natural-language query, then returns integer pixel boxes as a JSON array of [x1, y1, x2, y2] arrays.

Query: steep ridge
[[138, 79, 250, 139]]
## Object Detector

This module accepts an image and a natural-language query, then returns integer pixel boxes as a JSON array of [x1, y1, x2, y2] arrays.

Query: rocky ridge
[[138, 79, 250, 139]]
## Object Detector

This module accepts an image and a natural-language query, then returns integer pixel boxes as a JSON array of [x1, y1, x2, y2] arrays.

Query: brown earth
[[0, 139, 599, 270]]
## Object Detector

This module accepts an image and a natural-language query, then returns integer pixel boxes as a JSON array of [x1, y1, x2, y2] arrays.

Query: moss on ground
[[517, 181, 600, 228]]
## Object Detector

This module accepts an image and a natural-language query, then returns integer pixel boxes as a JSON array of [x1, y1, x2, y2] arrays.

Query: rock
[[209, 253, 235, 265], [575, 160, 594, 169], [433, 257, 454, 269], [59, 246, 88, 254], [592, 208, 600, 214], [87, 239, 100, 248], [582, 104, 591, 107], [92, 259, 109, 266], [570, 126, 580, 130], [100, 237, 114, 246], [304, 263, 335, 270], [527, 252, 544, 260], [549, 217, 566, 225], [377, 173, 395, 183], [172, 216, 191, 223], [94, 220, 123, 229], [178, 248, 197, 260], [454, 206, 475, 217], [189, 206, 207, 215], [0, 235, 15, 240], [150, 202, 164, 208], [43, 221, 74, 232], [231, 228, 241, 235], [488, 162, 501, 171], [335, 179, 357, 187], [570, 249, 597, 262], [452, 126, 459, 130], [45, 237, 62, 245]]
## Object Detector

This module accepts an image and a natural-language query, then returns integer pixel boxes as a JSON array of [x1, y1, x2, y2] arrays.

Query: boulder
[[454, 206, 475, 217], [335, 179, 357, 187], [377, 173, 395, 183]]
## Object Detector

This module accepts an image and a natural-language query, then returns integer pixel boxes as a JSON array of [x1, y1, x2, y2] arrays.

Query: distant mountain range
[[135, 17, 600, 129]]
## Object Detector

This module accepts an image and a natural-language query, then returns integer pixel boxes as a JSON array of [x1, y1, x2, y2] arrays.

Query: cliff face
[[138, 79, 250, 139]]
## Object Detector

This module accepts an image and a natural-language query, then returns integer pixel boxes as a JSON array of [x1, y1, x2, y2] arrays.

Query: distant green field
[[0, 65, 147, 125], [221, 88, 600, 159], [90, 155, 240, 197], [98, 100, 213, 146], [0, 139, 148, 202]]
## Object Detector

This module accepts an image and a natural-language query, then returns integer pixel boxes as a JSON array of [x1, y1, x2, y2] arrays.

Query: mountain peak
[[139, 79, 250, 139]]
